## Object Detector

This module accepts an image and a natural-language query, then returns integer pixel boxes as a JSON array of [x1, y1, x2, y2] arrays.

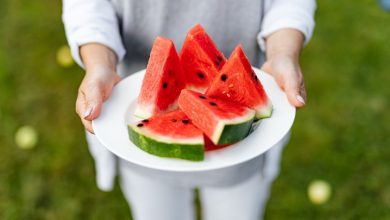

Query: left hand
[[261, 54, 306, 108], [261, 28, 307, 108]]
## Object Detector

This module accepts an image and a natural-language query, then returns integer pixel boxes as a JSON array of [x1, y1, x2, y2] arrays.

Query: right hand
[[76, 43, 120, 133], [76, 66, 121, 133]]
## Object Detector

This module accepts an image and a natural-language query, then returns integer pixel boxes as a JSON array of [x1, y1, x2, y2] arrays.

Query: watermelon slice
[[178, 89, 255, 145], [128, 110, 204, 161], [134, 37, 186, 119], [179, 24, 226, 92], [206, 45, 273, 119]]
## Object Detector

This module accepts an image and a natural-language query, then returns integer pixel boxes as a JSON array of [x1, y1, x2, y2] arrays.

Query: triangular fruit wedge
[[179, 24, 226, 93], [206, 45, 273, 119], [128, 110, 204, 161], [134, 37, 186, 119], [178, 89, 255, 145]]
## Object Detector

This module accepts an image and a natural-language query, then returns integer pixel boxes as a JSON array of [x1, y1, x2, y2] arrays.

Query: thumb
[[82, 86, 103, 121], [284, 79, 306, 108]]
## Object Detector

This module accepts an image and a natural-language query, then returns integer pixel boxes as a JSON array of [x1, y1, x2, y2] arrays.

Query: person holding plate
[[62, 0, 316, 219]]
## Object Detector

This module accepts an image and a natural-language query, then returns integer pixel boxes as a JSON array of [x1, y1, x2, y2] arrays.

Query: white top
[[62, 0, 316, 191], [62, 0, 316, 69]]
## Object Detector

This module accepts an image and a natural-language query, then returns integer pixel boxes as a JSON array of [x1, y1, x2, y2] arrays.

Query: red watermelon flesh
[[128, 110, 204, 161], [134, 37, 186, 119], [179, 24, 226, 93], [131, 110, 203, 143], [206, 45, 272, 119], [178, 89, 255, 145]]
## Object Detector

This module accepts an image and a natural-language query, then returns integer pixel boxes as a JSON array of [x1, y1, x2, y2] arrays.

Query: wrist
[[265, 29, 304, 62], [80, 43, 118, 73], [266, 52, 299, 66], [85, 65, 118, 80]]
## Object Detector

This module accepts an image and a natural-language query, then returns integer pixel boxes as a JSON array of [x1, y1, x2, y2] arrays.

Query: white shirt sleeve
[[62, 0, 126, 68], [258, 0, 316, 51]]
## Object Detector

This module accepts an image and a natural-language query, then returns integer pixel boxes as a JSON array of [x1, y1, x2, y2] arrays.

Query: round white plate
[[93, 68, 295, 172]]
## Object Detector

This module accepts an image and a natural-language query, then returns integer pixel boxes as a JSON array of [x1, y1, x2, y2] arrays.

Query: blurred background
[[0, 0, 389, 219]]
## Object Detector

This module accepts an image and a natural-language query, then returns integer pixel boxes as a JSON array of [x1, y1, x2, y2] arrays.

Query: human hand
[[261, 28, 307, 108], [261, 54, 306, 107], [76, 66, 121, 133], [76, 44, 120, 133]]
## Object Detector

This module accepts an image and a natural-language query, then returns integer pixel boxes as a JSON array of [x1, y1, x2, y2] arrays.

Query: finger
[[101, 75, 121, 102], [82, 85, 103, 121], [76, 91, 89, 119], [300, 82, 307, 102], [261, 62, 286, 90], [285, 79, 306, 108], [81, 118, 94, 134], [113, 74, 122, 85], [75, 92, 95, 133]]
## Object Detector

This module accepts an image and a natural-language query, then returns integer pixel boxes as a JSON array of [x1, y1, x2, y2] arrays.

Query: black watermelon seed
[[171, 119, 177, 122], [220, 74, 227, 82], [254, 75, 258, 81], [251, 71, 255, 78], [163, 82, 168, 89], [209, 102, 217, 106], [217, 56, 223, 61], [197, 72, 205, 79], [199, 95, 206, 99], [215, 60, 220, 66], [137, 123, 144, 127], [141, 119, 149, 123], [182, 119, 189, 124]]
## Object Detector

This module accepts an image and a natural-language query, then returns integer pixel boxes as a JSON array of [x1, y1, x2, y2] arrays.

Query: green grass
[[0, 0, 389, 219]]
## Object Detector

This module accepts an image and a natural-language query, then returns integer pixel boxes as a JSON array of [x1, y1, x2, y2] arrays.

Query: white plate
[[93, 68, 295, 172]]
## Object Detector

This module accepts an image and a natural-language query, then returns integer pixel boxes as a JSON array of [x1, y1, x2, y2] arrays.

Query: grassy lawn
[[0, 0, 389, 219]]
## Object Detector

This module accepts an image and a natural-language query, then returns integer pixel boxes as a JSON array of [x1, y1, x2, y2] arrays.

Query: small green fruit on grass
[[15, 126, 38, 149], [56, 45, 74, 67]]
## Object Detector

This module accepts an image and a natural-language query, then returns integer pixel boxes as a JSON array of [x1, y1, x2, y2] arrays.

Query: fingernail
[[83, 107, 93, 119], [296, 95, 306, 105]]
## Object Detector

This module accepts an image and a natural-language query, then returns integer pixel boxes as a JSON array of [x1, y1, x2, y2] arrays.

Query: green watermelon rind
[[217, 117, 255, 145], [206, 108, 256, 144], [128, 125, 204, 161]]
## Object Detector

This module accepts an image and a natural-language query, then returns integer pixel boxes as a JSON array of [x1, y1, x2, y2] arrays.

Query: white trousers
[[86, 132, 289, 220]]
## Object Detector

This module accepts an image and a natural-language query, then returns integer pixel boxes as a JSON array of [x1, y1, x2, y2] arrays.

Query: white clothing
[[62, 0, 316, 68], [63, 0, 315, 218], [64, 0, 315, 192], [87, 131, 290, 220]]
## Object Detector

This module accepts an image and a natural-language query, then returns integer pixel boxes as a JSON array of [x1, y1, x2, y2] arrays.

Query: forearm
[[265, 29, 304, 61], [80, 43, 118, 73]]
